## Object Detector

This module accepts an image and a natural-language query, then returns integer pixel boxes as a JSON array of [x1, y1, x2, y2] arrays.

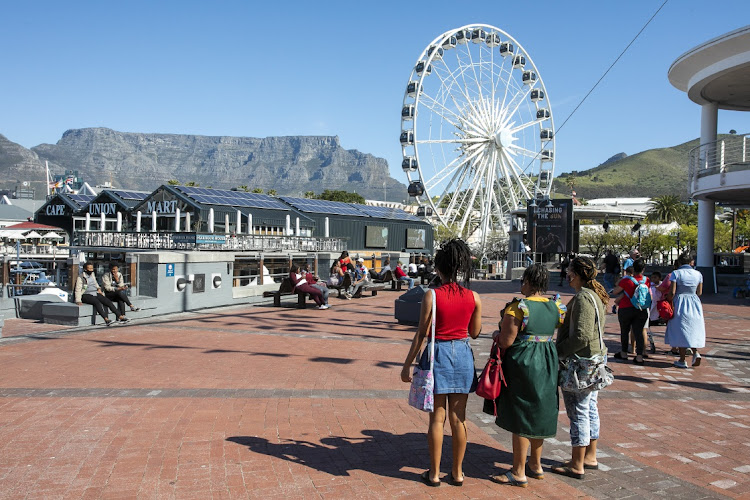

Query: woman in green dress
[[491, 264, 565, 487]]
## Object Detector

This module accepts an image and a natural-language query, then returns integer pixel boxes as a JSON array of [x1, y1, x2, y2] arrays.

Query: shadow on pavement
[[227, 430, 512, 481]]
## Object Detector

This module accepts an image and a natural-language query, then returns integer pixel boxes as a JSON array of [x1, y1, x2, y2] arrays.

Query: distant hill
[[551, 136, 728, 200], [0, 128, 407, 201]]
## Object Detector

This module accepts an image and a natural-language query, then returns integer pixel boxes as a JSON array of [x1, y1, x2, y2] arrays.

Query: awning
[[24, 231, 44, 239], [42, 231, 64, 240]]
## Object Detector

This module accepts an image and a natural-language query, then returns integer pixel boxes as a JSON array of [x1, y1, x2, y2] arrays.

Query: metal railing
[[688, 133, 750, 195], [72, 231, 347, 253]]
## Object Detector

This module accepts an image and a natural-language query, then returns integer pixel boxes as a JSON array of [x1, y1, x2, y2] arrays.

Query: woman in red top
[[401, 239, 482, 487], [611, 259, 650, 364]]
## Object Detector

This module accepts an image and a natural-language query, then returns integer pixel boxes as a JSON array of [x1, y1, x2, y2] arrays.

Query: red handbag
[[476, 340, 506, 414], [657, 300, 674, 321]]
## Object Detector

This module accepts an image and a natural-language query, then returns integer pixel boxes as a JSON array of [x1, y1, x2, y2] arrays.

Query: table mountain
[[2, 128, 408, 201]]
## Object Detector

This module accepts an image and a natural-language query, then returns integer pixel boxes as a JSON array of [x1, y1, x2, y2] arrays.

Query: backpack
[[624, 276, 652, 310]]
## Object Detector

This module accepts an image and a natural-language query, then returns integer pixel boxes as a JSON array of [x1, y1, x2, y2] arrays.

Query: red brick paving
[[0, 282, 748, 498]]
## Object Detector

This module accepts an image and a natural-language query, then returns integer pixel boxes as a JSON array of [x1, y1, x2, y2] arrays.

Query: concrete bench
[[42, 302, 147, 327], [15, 295, 65, 320], [354, 283, 386, 298]]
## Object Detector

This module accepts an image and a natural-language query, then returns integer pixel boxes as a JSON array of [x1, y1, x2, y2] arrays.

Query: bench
[[42, 302, 146, 327], [327, 273, 352, 298], [355, 282, 386, 297], [262, 278, 308, 308]]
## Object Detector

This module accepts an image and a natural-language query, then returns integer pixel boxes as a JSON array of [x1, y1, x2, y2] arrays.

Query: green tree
[[237, 185, 249, 192], [714, 220, 732, 252], [607, 223, 638, 257], [266, 189, 278, 196], [316, 189, 366, 204], [303, 191, 315, 199], [185, 181, 199, 187], [251, 188, 264, 194], [676, 224, 698, 255], [647, 195, 682, 222], [675, 202, 698, 225], [579, 227, 608, 260], [167, 179, 180, 186], [638, 232, 673, 263]]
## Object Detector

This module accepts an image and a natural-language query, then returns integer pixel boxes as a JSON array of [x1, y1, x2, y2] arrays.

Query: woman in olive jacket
[[553, 256, 609, 480]]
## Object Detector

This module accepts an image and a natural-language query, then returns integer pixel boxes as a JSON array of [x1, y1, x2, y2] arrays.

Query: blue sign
[[196, 234, 227, 244], [166, 263, 175, 277]]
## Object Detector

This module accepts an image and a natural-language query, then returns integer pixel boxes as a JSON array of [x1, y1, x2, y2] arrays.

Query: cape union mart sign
[[145, 200, 178, 214], [88, 202, 118, 216], [45, 204, 67, 216]]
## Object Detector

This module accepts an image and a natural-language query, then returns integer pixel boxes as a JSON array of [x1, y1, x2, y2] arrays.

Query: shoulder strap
[[578, 288, 605, 351], [428, 289, 436, 372]]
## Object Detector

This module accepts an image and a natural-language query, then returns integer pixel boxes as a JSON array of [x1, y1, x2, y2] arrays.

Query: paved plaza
[[1, 281, 749, 499]]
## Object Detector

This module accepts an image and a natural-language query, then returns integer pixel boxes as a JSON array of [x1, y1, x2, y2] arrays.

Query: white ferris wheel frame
[[401, 23, 555, 245]]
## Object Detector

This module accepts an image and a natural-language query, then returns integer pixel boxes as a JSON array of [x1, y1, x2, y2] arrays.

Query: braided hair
[[569, 256, 609, 305], [434, 238, 473, 289]]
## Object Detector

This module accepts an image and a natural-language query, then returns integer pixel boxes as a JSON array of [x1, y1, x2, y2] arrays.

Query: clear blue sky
[[2, 1, 749, 191]]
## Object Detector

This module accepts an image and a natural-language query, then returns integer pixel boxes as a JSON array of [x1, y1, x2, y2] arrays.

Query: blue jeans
[[603, 273, 616, 292], [399, 276, 414, 289], [562, 389, 600, 447]]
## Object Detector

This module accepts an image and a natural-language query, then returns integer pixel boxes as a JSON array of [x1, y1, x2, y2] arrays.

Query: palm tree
[[237, 185, 249, 192], [266, 189, 278, 196], [251, 188, 264, 194], [304, 191, 316, 199], [647, 195, 682, 223], [167, 179, 180, 185], [185, 181, 200, 187]]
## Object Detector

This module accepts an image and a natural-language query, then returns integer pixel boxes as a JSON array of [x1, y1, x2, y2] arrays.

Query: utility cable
[[554, 0, 669, 136]]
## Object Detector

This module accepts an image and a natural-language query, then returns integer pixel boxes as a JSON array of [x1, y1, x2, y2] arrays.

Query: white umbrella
[[0, 230, 26, 239], [42, 231, 64, 240], [24, 231, 43, 239]]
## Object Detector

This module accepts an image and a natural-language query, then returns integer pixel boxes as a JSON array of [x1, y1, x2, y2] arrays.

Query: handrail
[[72, 231, 348, 253], [688, 133, 750, 195]]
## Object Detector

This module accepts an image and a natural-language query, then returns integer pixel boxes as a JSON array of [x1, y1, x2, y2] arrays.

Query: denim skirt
[[419, 337, 478, 394]]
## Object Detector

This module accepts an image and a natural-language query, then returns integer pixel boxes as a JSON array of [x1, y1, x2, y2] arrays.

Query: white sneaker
[[673, 360, 688, 369], [692, 352, 701, 367], [343, 293, 352, 300], [318, 304, 329, 310]]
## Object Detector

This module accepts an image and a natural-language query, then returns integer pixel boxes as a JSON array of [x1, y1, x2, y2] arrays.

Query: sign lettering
[[88, 203, 118, 216], [45, 205, 66, 216], [146, 200, 178, 214]]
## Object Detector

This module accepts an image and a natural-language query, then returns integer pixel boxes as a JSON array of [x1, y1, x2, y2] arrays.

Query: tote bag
[[408, 289, 436, 412]]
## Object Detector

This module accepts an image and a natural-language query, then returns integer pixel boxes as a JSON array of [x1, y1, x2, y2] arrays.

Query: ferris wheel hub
[[493, 129, 516, 150]]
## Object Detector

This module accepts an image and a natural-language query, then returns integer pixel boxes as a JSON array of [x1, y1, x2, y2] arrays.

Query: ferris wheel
[[400, 24, 555, 251]]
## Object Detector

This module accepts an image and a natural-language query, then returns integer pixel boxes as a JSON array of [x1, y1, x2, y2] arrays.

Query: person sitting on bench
[[301, 263, 329, 307], [74, 262, 127, 325], [102, 264, 140, 319], [290, 265, 328, 309], [394, 261, 415, 289], [349, 258, 371, 298]]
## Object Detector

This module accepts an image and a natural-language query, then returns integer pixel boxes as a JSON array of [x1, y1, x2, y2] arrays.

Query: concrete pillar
[[185, 212, 191, 232], [696, 102, 719, 293], [208, 208, 215, 233], [116, 212, 122, 232], [237, 210, 242, 234], [295, 217, 300, 236], [285, 214, 291, 235], [151, 211, 157, 232], [100, 212, 106, 232], [324, 217, 329, 238], [174, 208, 181, 232], [225, 214, 230, 234], [248, 213, 253, 235], [85, 213, 91, 231], [136, 211, 142, 233]]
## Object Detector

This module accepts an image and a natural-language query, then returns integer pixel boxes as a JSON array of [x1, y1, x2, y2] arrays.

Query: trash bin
[[394, 285, 432, 325]]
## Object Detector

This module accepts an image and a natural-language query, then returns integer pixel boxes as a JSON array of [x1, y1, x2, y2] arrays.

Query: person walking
[[666, 254, 706, 368], [489, 264, 565, 487], [74, 262, 124, 325], [559, 253, 572, 286], [602, 250, 620, 294], [552, 256, 609, 480], [401, 239, 482, 487], [611, 259, 650, 365]]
